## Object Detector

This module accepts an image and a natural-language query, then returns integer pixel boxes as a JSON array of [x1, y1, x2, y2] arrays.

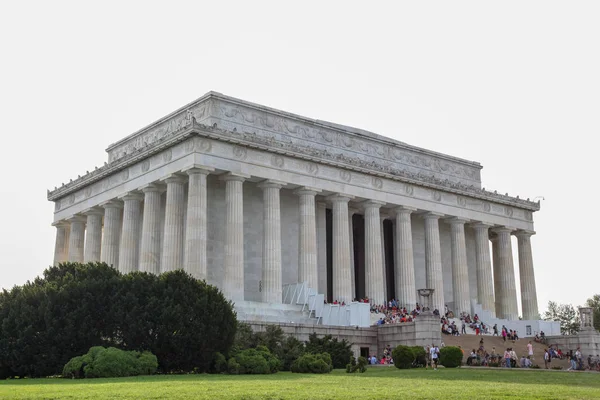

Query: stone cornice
[[47, 120, 541, 212]]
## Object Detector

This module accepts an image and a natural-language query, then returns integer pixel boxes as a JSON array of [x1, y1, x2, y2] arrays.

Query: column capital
[[66, 215, 87, 224], [82, 207, 104, 217], [491, 226, 515, 235], [513, 229, 535, 238], [327, 193, 354, 203], [446, 217, 470, 225], [293, 186, 321, 196], [257, 179, 286, 189], [182, 164, 215, 175], [220, 172, 250, 182], [161, 174, 186, 184], [100, 199, 123, 209], [394, 205, 417, 215], [470, 221, 494, 230], [51, 220, 70, 228], [422, 211, 444, 220], [361, 199, 386, 209], [118, 192, 144, 202], [139, 183, 166, 193]]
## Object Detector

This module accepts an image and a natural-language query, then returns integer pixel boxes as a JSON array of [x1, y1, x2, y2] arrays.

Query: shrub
[[411, 346, 427, 367], [63, 347, 157, 378], [212, 352, 227, 374], [346, 356, 367, 373], [227, 358, 240, 374], [279, 336, 306, 371], [291, 353, 332, 374], [439, 346, 463, 368], [357, 356, 367, 373], [233, 348, 279, 374], [392, 345, 414, 369], [305, 334, 352, 369]]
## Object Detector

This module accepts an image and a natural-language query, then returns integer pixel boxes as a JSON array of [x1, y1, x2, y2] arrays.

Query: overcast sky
[[1, 1, 598, 314]]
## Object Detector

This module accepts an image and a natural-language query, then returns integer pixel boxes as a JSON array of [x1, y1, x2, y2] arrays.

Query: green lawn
[[1, 367, 598, 400]]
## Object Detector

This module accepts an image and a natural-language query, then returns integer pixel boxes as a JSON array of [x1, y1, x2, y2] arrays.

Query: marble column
[[363, 200, 385, 305], [380, 214, 388, 302], [67, 216, 86, 263], [100, 200, 123, 268], [161, 174, 186, 272], [83, 208, 103, 263], [328, 194, 354, 303], [259, 180, 284, 303], [472, 222, 495, 316], [52, 221, 70, 266], [222, 173, 248, 301], [139, 184, 164, 274], [184, 166, 214, 280], [316, 202, 328, 296], [515, 230, 539, 320], [118, 193, 143, 274], [492, 227, 519, 320], [491, 235, 502, 318], [394, 206, 417, 309], [348, 207, 358, 299], [423, 212, 445, 313], [448, 218, 471, 316], [295, 187, 320, 291]]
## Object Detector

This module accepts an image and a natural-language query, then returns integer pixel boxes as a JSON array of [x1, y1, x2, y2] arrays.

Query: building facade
[[48, 92, 540, 321]]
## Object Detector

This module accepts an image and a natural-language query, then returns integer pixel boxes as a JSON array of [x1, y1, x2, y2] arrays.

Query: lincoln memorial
[[48, 92, 542, 327]]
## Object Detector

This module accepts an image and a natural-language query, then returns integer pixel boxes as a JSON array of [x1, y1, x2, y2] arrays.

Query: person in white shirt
[[430, 345, 440, 370], [527, 341, 534, 360]]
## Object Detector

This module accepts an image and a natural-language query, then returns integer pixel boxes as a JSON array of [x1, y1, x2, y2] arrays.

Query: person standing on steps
[[493, 324, 498, 336], [527, 341, 534, 361], [544, 349, 551, 369], [461, 320, 466, 335]]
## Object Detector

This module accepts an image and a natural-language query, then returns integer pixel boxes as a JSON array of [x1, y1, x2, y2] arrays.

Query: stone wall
[[548, 330, 600, 358]]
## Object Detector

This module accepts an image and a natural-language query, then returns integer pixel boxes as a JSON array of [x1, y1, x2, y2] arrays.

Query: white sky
[[1, 1, 598, 314]]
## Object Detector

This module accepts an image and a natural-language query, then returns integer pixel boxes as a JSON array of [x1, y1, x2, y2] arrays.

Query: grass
[[1, 367, 599, 400]]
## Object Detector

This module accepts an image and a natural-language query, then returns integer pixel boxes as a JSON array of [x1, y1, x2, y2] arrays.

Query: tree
[[543, 301, 580, 335], [305, 333, 352, 369], [585, 294, 600, 332]]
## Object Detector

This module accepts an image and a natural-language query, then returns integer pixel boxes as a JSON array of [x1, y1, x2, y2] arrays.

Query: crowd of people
[[369, 299, 424, 325]]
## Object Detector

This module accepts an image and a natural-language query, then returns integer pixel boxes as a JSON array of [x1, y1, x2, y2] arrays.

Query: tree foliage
[[0, 262, 237, 378], [63, 346, 158, 378], [585, 294, 600, 332], [392, 345, 414, 369], [305, 333, 352, 369], [543, 301, 580, 335], [291, 353, 332, 374]]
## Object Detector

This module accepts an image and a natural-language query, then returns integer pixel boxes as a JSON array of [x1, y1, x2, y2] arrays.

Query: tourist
[[569, 352, 577, 371], [493, 324, 498, 336], [467, 349, 477, 366], [527, 341, 534, 360], [504, 348, 511, 368], [461, 320, 466, 334], [502, 328, 507, 342], [544, 349, 550, 369], [430, 344, 440, 370], [509, 348, 518, 368]]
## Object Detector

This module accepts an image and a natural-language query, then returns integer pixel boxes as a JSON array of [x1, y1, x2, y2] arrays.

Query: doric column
[[316, 201, 328, 296], [491, 235, 502, 317], [472, 222, 495, 316], [52, 221, 70, 266], [363, 200, 386, 305], [395, 206, 417, 309], [423, 212, 445, 313], [222, 173, 248, 301], [492, 227, 519, 320], [259, 180, 284, 303], [328, 194, 354, 303], [515, 230, 539, 320], [448, 218, 471, 316], [67, 216, 86, 262], [139, 184, 164, 274], [348, 207, 358, 299], [380, 214, 388, 302], [83, 208, 103, 263], [184, 166, 214, 280], [161, 174, 186, 272], [118, 192, 143, 274], [100, 200, 123, 268], [295, 187, 321, 291]]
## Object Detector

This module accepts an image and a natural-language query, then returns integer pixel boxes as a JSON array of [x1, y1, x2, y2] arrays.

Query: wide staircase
[[443, 334, 570, 369]]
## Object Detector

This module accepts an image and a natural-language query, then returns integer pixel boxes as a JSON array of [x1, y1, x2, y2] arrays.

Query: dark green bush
[[392, 345, 414, 369], [291, 353, 332, 374], [411, 346, 427, 367], [63, 347, 157, 378], [439, 346, 463, 368], [305, 334, 352, 369], [212, 352, 227, 373], [357, 356, 367, 373], [227, 358, 241, 374], [233, 347, 279, 374]]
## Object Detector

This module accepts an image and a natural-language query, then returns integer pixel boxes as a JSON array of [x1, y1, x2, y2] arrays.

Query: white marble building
[[48, 92, 540, 321]]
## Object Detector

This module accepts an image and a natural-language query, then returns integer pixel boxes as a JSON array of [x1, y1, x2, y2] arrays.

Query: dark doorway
[[326, 208, 333, 303], [352, 214, 365, 300], [383, 219, 395, 301], [360, 347, 370, 358]]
